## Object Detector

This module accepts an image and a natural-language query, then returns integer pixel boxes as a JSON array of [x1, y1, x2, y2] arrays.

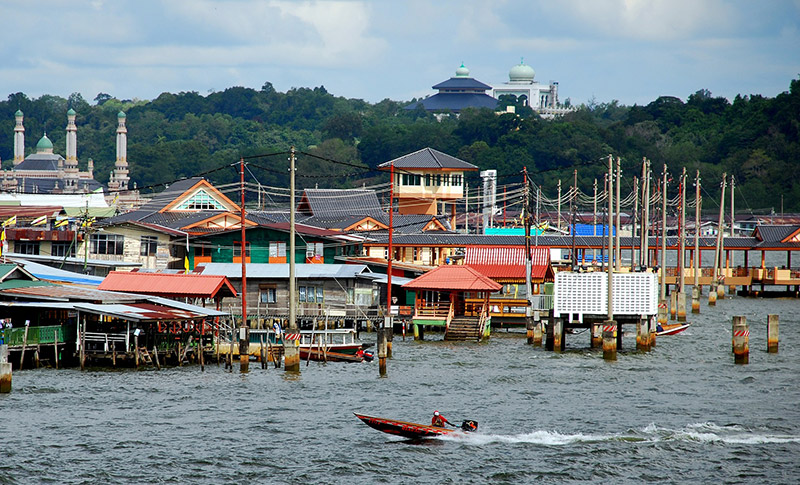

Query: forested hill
[[1, 77, 798, 212]]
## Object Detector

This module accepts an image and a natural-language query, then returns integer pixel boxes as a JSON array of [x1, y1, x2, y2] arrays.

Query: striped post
[[602, 321, 617, 361], [708, 284, 717, 306], [691, 286, 701, 314], [0, 345, 11, 393], [378, 325, 388, 377], [732, 315, 749, 364], [767, 314, 779, 353], [657, 300, 668, 325]]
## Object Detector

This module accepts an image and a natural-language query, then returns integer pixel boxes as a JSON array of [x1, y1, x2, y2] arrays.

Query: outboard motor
[[362, 350, 374, 362], [460, 420, 478, 432]]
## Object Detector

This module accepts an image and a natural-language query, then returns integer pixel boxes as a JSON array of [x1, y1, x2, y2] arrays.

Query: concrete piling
[[657, 301, 668, 326], [669, 292, 677, 320], [767, 314, 779, 353], [732, 315, 749, 364], [602, 322, 617, 361], [385, 324, 393, 359], [648, 315, 657, 348], [413, 324, 424, 341], [691, 286, 701, 314], [553, 318, 563, 353], [717, 283, 725, 300], [526, 317, 535, 345], [1, 345, 11, 393], [708, 284, 717, 306], [636, 317, 649, 351], [676, 292, 687, 322], [591, 323, 602, 349]]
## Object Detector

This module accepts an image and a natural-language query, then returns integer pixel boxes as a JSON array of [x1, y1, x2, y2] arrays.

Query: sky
[[1, 0, 798, 107]]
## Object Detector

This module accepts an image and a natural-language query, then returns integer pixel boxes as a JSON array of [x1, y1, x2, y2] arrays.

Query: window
[[306, 242, 323, 258], [451, 174, 463, 187], [306, 286, 316, 303], [16, 241, 39, 255], [435, 174, 442, 186], [140, 236, 158, 256], [195, 246, 212, 257], [316, 287, 324, 302], [260, 287, 276, 303], [91, 234, 124, 255], [269, 241, 286, 258], [401, 173, 421, 186], [176, 191, 226, 210], [424, 174, 432, 186], [52, 241, 75, 257], [233, 241, 251, 257], [443, 174, 450, 186], [346, 288, 354, 304], [299, 286, 306, 302]]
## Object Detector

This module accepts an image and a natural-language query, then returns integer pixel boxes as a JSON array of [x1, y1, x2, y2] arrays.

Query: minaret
[[109, 110, 129, 190], [64, 108, 79, 191], [14, 110, 25, 165]]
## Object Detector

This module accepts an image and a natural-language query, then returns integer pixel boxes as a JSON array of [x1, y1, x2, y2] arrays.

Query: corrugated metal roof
[[377, 148, 478, 170], [297, 189, 382, 216], [464, 247, 553, 280], [98, 271, 237, 298], [9, 258, 104, 286], [195, 263, 371, 280], [431, 77, 493, 90], [402, 265, 502, 292], [405, 93, 498, 112], [0, 285, 146, 303]]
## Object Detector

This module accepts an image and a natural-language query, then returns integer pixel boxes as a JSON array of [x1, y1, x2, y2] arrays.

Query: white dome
[[509, 61, 535, 82], [455, 63, 470, 77]]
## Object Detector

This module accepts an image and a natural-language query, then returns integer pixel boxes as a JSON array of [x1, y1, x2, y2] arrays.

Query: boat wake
[[436, 422, 800, 446]]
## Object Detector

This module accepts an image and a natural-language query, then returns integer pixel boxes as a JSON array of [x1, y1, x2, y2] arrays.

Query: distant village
[[1, 62, 799, 374]]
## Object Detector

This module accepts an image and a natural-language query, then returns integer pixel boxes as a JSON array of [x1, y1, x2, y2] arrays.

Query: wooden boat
[[657, 323, 691, 336], [354, 413, 478, 440], [249, 328, 370, 361]]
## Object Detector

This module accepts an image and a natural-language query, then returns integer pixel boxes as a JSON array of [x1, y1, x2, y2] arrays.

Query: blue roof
[[432, 77, 493, 91], [404, 93, 498, 113], [572, 223, 616, 236]]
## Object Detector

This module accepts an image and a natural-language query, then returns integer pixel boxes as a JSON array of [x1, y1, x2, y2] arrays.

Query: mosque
[[406, 60, 574, 118], [3, 109, 130, 194]]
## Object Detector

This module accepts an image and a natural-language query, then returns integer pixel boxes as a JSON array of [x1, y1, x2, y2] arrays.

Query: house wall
[[89, 225, 178, 270], [199, 228, 337, 266]]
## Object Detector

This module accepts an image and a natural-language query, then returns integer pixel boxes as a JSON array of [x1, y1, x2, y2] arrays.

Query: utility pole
[[239, 158, 249, 373], [379, 162, 394, 377], [615, 157, 621, 272], [660, 164, 668, 304], [524, 168, 533, 313], [285, 147, 300, 372], [712, 174, 727, 300], [557, 179, 562, 232], [692, 170, 701, 312], [678, 167, 686, 294], [607, 154, 614, 321], [642, 159, 650, 268], [593, 178, 598, 265], [631, 176, 638, 271]]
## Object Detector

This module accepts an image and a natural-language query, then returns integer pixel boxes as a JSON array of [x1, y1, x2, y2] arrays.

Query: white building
[[491, 60, 574, 118]]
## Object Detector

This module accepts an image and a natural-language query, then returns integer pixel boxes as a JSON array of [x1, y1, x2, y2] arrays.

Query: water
[[2, 296, 799, 484]]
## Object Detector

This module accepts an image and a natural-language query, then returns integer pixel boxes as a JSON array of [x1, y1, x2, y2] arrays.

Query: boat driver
[[431, 410, 452, 428]]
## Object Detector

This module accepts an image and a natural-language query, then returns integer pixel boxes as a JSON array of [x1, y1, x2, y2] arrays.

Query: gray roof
[[404, 93, 498, 113], [754, 225, 799, 242], [377, 148, 478, 170], [15, 153, 64, 171], [432, 77, 493, 91], [195, 263, 372, 280], [298, 189, 382, 216], [137, 177, 206, 212]]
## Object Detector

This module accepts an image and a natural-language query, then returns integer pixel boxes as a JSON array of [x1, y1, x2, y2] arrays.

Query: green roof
[[67, 108, 76, 115], [36, 134, 53, 150], [15, 109, 23, 117], [118, 111, 126, 118]]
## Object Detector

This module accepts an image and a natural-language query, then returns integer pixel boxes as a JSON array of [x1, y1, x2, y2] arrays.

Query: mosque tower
[[13, 110, 24, 165], [108, 111, 129, 191], [64, 108, 80, 191]]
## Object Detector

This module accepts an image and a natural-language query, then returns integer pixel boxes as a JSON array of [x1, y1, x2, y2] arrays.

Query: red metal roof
[[402, 265, 502, 292], [98, 272, 237, 299], [464, 246, 554, 281]]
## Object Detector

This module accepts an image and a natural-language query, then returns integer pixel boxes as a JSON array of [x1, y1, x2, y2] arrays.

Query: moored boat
[[250, 327, 370, 361], [656, 323, 691, 336], [354, 413, 478, 440]]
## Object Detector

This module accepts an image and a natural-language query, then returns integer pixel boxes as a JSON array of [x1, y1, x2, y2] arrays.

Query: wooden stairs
[[444, 316, 484, 341]]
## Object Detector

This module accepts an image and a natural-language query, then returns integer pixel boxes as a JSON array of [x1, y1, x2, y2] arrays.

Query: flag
[[2, 215, 16, 227], [55, 218, 69, 228], [184, 255, 190, 274], [31, 215, 47, 226], [111, 193, 119, 205], [81, 217, 95, 228], [0, 228, 4, 257]]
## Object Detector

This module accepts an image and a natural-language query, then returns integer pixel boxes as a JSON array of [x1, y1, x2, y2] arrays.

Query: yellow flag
[[2, 215, 16, 227], [55, 218, 69, 228], [184, 255, 190, 274], [31, 215, 47, 226]]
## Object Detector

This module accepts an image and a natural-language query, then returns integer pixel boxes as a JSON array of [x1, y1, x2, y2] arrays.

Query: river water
[[2, 295, 799, 484]]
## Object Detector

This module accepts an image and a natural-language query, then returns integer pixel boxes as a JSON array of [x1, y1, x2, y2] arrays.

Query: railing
[[3, 325, 71, 347], [477, 303, 489, 339], [414, 302, 450, 319], [465, 295, 554, 317], [444, 301, 455, 335], [83, 332, 128, 353]]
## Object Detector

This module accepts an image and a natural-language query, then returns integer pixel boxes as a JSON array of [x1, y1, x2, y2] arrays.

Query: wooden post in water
[[732, 315, 749, 364], [526, 317, 535, 345], [0, 345, 11, 393], [153, 346, 161, 370], [648, 314, 657, 348], [377, 324, 388, 377], [767, 314, 779, 353], [553, 318, 563, 353], [19, 322, 29, 370], [602, 323, 617, 361], [80, 319, 86, 371], [53, 327, 59, 370], [134, 333, 139, 367], [386, 326, 393, 359]]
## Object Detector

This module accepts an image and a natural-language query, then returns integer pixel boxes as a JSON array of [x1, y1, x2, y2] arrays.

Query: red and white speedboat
[[657, 323, 691, 336], [354, 413, 477, 439]]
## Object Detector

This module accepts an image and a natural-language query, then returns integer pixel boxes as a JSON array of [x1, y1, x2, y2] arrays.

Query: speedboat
[[656, 323, 691, 336], [354, 413, 477, 440]]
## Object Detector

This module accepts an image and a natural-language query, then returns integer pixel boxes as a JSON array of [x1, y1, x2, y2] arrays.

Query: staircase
[[444, 316, 483, 341]]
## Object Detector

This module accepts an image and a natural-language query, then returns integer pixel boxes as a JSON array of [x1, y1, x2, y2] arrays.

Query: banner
[[2, 215, 16, 227], [31, 215, 47, 226], [55, 218, 70, 228]]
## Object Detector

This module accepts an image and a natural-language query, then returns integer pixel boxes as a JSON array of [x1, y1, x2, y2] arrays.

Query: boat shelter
[[402, 265, 501, 341]]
